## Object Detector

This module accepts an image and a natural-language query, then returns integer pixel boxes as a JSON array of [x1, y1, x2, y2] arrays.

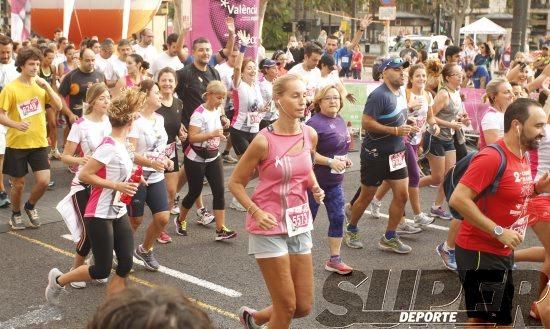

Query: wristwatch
[[493, 225, 504, 237]]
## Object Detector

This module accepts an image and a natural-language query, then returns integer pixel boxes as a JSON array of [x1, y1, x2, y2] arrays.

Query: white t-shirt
[[151, 52, 184, 80], [317, 71, 340, 90], [0, 60, 19, 134], [481, 110, 505, 136], [185, 104, 222, 163], [532, 125, 550, 196], [231, 80, 265, 133], [53, 52, 66, 69], [94, 54, 116, 81], [128, 113, 168, 184], [110, 56, 127, 80], [288, 63, 322, 102], [67, 115, 112, 184], [259, 78, 277, 121], [407, 89, 433, 145], [84, 136, 133, 219], [215, 62, 234, 91], [132, 44, 158, 66]]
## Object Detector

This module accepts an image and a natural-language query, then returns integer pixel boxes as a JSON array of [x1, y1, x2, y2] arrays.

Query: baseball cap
[[379, 57, 410, 72], [260, 59, 277, 69]]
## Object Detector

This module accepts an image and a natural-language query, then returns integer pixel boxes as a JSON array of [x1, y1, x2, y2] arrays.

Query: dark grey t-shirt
[[362, 84, 407, 159], [59, 69, 105, 116]]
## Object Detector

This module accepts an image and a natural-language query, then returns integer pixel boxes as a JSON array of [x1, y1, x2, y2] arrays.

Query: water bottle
[[119, 165, 142, 205]]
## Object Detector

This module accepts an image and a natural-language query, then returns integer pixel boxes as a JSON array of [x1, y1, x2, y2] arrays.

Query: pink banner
[[190, 0, 259, 60], [10, 0, 31, 42]]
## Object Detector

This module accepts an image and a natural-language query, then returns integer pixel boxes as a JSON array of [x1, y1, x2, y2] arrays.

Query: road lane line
[[8, 231, 239, 321], [60, 234, 242, 297]]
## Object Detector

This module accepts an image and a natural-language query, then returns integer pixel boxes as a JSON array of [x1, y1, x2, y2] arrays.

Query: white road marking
[[60, 234, 242, 298], [364, 211, 450, 231], [0, 304, 62, 328]]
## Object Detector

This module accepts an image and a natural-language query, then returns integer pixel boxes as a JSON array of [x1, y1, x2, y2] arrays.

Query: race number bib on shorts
[[389, 151, 406, 172], [164, 142, 176, 159], [285, 203, 313, 237], [246, 112, 262, 127], [17, 97, 42, 119], [330, 155, 348, 174]]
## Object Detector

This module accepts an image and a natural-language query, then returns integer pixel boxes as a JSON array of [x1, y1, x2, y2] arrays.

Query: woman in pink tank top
[[229, 74, 325, 328], [112, 54, 148, 99]]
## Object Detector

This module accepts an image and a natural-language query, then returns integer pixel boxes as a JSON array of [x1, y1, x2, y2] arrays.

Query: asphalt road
[[0, 147, 545, 329]]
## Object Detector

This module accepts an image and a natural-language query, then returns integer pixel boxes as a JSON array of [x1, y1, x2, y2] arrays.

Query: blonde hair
[[272, 74, 304, 102], [312, 85, 343, 112], [482, 78, 508, 106], [84, 83, 109, 115], [202, 80, 227, 100], [108, 87, 146, 128]]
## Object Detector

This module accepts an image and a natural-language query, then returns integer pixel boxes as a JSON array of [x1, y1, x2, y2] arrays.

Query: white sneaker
[[96, 278, 108, 283], [369, 199, 381, 219], [413, 212, 435, 227], [196, 207, 215, 225], [45, 268, 65, 305], [68, 268, 86, 289], [396, 222, 422, 235], [230, 197, 246, 212], [170, 195, 180, 215]]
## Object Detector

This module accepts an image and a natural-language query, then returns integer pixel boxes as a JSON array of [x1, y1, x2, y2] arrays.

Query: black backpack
[[443, 144, 507, 220]]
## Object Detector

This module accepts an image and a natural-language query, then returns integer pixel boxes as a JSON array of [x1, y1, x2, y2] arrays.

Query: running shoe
[[369, 199, 382, 219], [413, 212, 435, 227], [215, 226, 237, 241], [230, 197, 247, 212], [49, 148, 61, 160], [170, 196, 180, 215], [69, 267, 86, 289], [378, 236, 412, 254], [325, 257, 353, 275], [45, 268, 65, 305], [430, 206, 451, 220], [24, 206, 40, 228], [96, 278, 109, 284], [47, 181, 56, 190], [9, 212, 25, 230], [396, 222, 422, 235], [344, 227, 364, 249], [156, 230, 172, 244], [196, 207, 215, 225], [0, 191, 11, 208], [239, 306, 265, 329], [134, 245, 160, 271], [436, 242, 457, 271], [344, 203, 352, 222], [223, 154, 238, 164], [174, 217, 187, 236]]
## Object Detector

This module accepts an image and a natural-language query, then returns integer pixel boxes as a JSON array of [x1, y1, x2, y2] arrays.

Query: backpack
[[443, 144, 507, 219]]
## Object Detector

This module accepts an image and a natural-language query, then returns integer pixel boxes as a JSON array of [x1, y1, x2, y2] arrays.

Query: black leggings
[[84, 216, 134, 279], [182, 156, 225, 210], [73, 186, 91, 257]]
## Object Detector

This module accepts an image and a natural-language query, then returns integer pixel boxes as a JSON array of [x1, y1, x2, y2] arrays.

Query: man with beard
[[110, 39, 132, 80], [450, 98, 550, 326], [0, 47, 62, 230], [343, 57, 418, 253]]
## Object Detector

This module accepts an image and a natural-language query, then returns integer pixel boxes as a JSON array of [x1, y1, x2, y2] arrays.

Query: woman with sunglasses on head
[[307, 85, 353, 275], [271, 50, 288, 76], [127, 80, 174, 272], [418, 63, 470, 271], [45, 88, 144, 304], [474, 42, 494, 78], [57, 83, 112, 289], [227, 34, 266, 212], [229, 74, 324, 329], [174, 81, 236, 240]]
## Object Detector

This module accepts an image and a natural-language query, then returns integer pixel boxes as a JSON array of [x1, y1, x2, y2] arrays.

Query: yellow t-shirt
[[0, 79, 50, 149]]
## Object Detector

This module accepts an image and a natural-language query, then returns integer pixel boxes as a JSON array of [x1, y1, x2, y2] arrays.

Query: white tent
[[460, 17, 506, 43]]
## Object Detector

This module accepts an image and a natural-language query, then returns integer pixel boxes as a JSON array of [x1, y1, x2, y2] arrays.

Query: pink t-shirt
[[246, 126, 314, 236]]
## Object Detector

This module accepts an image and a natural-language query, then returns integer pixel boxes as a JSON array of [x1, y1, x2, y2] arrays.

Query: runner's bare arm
[[215, 17, 236, 64], [0, 109, 29, 131], [176, 17, 191, 62], [527, 63, 550, 92], [79, 158, 138, 195]]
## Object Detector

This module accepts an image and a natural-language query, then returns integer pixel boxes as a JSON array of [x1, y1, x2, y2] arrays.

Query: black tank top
[[39, 66, 54, 85]]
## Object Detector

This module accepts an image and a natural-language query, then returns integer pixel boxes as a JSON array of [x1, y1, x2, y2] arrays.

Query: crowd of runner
[[0, 14, 549, 328]]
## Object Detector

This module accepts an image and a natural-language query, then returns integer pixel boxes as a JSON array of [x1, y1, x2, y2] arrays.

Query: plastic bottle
[[119, 165, 142, 205]]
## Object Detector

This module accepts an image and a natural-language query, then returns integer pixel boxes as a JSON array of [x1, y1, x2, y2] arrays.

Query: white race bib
[[246, 112, 262, 127], [509, 215, 528, 241], [17, 97, 42, 119], [285, 203, 313, 237], [330, 155, 348, 174], [164, 142, 176, 159], [389, 151, 406, 172]]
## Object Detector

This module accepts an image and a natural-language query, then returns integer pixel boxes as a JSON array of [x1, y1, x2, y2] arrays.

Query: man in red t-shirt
[[449, 98, 550, 325]]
